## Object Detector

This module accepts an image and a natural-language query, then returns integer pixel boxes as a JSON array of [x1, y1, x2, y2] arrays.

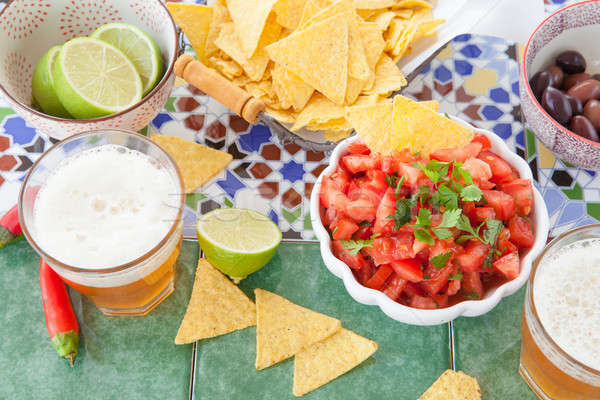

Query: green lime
[[196, 208, 282, 281], [91, 23, 164, 96], [53, 37, 143, 119], [32, 46, 71, 118]]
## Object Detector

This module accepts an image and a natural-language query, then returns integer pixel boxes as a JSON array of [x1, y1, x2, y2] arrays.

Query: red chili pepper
[[40, 259, 79, 366], [0, 205, 22, 248]]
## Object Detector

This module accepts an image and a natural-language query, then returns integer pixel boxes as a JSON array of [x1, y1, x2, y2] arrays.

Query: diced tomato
[[329, 169, 350, 192], [374, 187, 396, 235], [431, 294, 449, 308], [342, 154, 379, 174], [493, 252, 520, 280], [322, 207, 338, 227], [410, 294, 438, 309], [478, 151, 512, 182], [345, 197, 377, 222], [331, 217, 359, 240], [462, 271, 484, 299], [346, 141, 370, 155], [462, 158, 492, 183], [365, 234, 414, 265], [390, 259, 423, 283], [332, 240, 369, 270], [479, 180, 496, 190], [508, 215, 534, 247], [367, 169, 388, 193], [482, 189, 515, 220], [403, 282, 422, 298], [455, 240, 490, 272], [398, 162, 425, 186], [420, 263, 453, 295], [501, 179, 533, 216], [320, 177, 348, 212], [365, 264, 394, 290], [381, 273, 407, 301], [430, 142, 482, 162], [472, 133, 492, 151], [473, 206, 496, 222], [380, 156, 397, 174], [447, 277, 461, 296], [352, 224, 373, 240], [353, 261, 375, 286], [496, 228, 518, 256]]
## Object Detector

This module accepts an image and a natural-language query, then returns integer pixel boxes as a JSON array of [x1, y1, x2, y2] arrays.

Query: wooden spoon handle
[[174, 54, 265, 123]]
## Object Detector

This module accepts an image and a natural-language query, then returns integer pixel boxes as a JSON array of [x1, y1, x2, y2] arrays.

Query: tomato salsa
[[319, 134, 535, 309]]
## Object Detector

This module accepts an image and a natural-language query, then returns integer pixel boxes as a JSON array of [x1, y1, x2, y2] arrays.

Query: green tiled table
[[0, 240, 537, 400]]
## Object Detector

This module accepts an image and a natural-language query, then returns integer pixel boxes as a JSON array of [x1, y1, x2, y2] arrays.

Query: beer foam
[[33, 144, 180, 268], [534, 239, 600, 371]]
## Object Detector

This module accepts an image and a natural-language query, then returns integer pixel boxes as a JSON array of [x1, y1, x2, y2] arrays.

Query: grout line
[[448, 321, 456, 371], [189, 249, 204, 400]]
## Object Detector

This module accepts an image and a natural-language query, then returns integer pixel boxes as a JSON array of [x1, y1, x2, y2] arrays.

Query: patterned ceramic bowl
[[310, 116, 550, 325], [520, 1, 600, 169], [0, 0, 178, 140]]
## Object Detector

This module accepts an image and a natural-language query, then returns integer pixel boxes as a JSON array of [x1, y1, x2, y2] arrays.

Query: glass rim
[[528, 223, 600, 375], [18, 128, 185, 275]]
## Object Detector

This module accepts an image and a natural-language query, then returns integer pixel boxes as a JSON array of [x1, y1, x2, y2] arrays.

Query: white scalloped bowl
[[310, 116, 550, 325]]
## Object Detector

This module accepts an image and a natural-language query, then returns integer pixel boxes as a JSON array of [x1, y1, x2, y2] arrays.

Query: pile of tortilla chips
[[175, 259, 377, 396], [345, 95, 474, 156], [167, 0, 443, 141]]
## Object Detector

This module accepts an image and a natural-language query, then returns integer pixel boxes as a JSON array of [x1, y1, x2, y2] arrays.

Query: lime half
[[32, 46, 71, 118], [53, 37, 142, 119], [91, 23, 164, 96], [196, 208, 282, 280]]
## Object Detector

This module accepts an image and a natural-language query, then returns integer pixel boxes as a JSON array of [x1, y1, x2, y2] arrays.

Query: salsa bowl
[[0, 0, 178, 140], [310, 116, 549, 325]]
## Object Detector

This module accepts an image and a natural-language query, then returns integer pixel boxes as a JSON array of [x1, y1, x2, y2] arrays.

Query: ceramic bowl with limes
[[0, 0, 178, 140]]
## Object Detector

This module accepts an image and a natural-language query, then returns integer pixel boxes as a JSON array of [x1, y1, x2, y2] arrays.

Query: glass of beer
[[19, 129, 184, 316], [520, 224, 600, 399]]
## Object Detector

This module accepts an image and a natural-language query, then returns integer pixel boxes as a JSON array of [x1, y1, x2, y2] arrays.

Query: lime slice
[[53, 37, 143, 119], [196, 208, 282, 280], [32, 46, 71, 118], [91, 23, 164, 96]]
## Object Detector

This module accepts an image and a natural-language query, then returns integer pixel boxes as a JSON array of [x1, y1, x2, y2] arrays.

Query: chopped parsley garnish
[[448, 272, 463, 280], [464, 290, 480, 300], [414, 229, 434, 245], [430, 252, 452, 269], [389, 197, 415, 230], [340, 233, 381, 256], [456, 216, 504, 248], [358, 221, 372, 227], [460, 184, 483, 202]]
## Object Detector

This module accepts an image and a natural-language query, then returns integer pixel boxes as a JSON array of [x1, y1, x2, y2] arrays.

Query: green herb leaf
[[483, 219, 504, 246], [416, 185, 431, 204], [458, 167, 474, 185], [340, 233, 380, 256], [430, 252, 452, 269], [423, 275, 432, 280], [395, 176, 404, 197], [358, 221, 372, 227], [438, 208, 462, 228], [456, 214, 475, 234], [465, 290, 480, 300], [483, 248, 494, 268], [414, 229, 434, 245], [415, 208, 432, 227], [437, 183, 459, 209], [448, 272, 463, 280], [456, 234, 473, 244], [432, 228, 453, 240], [390, 198, 413, 230], [461, 184, 483, 202], [444, 112, 450, 119], [385, 173, 398, 188]]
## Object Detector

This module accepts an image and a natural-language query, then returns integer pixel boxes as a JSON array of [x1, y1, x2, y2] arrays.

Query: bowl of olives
[[520, 1, 600, 169]]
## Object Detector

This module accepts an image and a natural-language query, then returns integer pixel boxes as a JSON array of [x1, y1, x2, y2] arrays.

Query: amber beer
[[19, 130, 184, 316], [519, 225, 600, 399]]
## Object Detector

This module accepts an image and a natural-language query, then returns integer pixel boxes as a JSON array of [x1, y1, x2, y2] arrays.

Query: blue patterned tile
[[238, 125, 271, 153], [482, 105, 503, 120], [268, 209, 278, 225], [493, 123, 512, 139], [543, 188, 564, 217], [490, 88, 509, 103], [454, 60, 473, 76], [453, 34, 471, 42], [3, 117, 36, 145], [280, 160, 305, 183], [152, 113, 173, 129], [217, 171, 245, 198], [434, 65, 452, 83], [515, 130, 525, 147], [576, 216, 598, 227], [459, 44, 482, 58], [557, 201, 585, 225]]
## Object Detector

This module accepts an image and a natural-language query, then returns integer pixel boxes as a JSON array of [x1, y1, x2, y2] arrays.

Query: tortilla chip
[[323, 128, 353, 142], [215, 21, 281, 81], [300, 0, 370, 82], [271, 63, 314, 111], [416, 18, 445, 38], [363, 54, 407, 96], [298, 0, 322, 26], [419, 370, 482, 400], [420, 100, 439, 111], [274, 0, 307, 30], [167, 4, 213, 64], [225, 0, 278, 57], [354, 0, 395, 8], [345, 102, 393, 154], [358, 22, 385, 70], [152, 135, 233, 193], [266, 14, 349, 105], [210, 57, 243, 79], [293, 328, 378, 396], [174, 259, 256, 344], [391, 95, 474, 156], [291, 93, 345, 131], [393, 9, 414, 19], [205, 2, 231, 59], [255, 289, 341, 370], [266, 107, 298, 123], [392, 0, 433, 8], [369, 10, 396, 30], [353, 94, 381, 106]]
